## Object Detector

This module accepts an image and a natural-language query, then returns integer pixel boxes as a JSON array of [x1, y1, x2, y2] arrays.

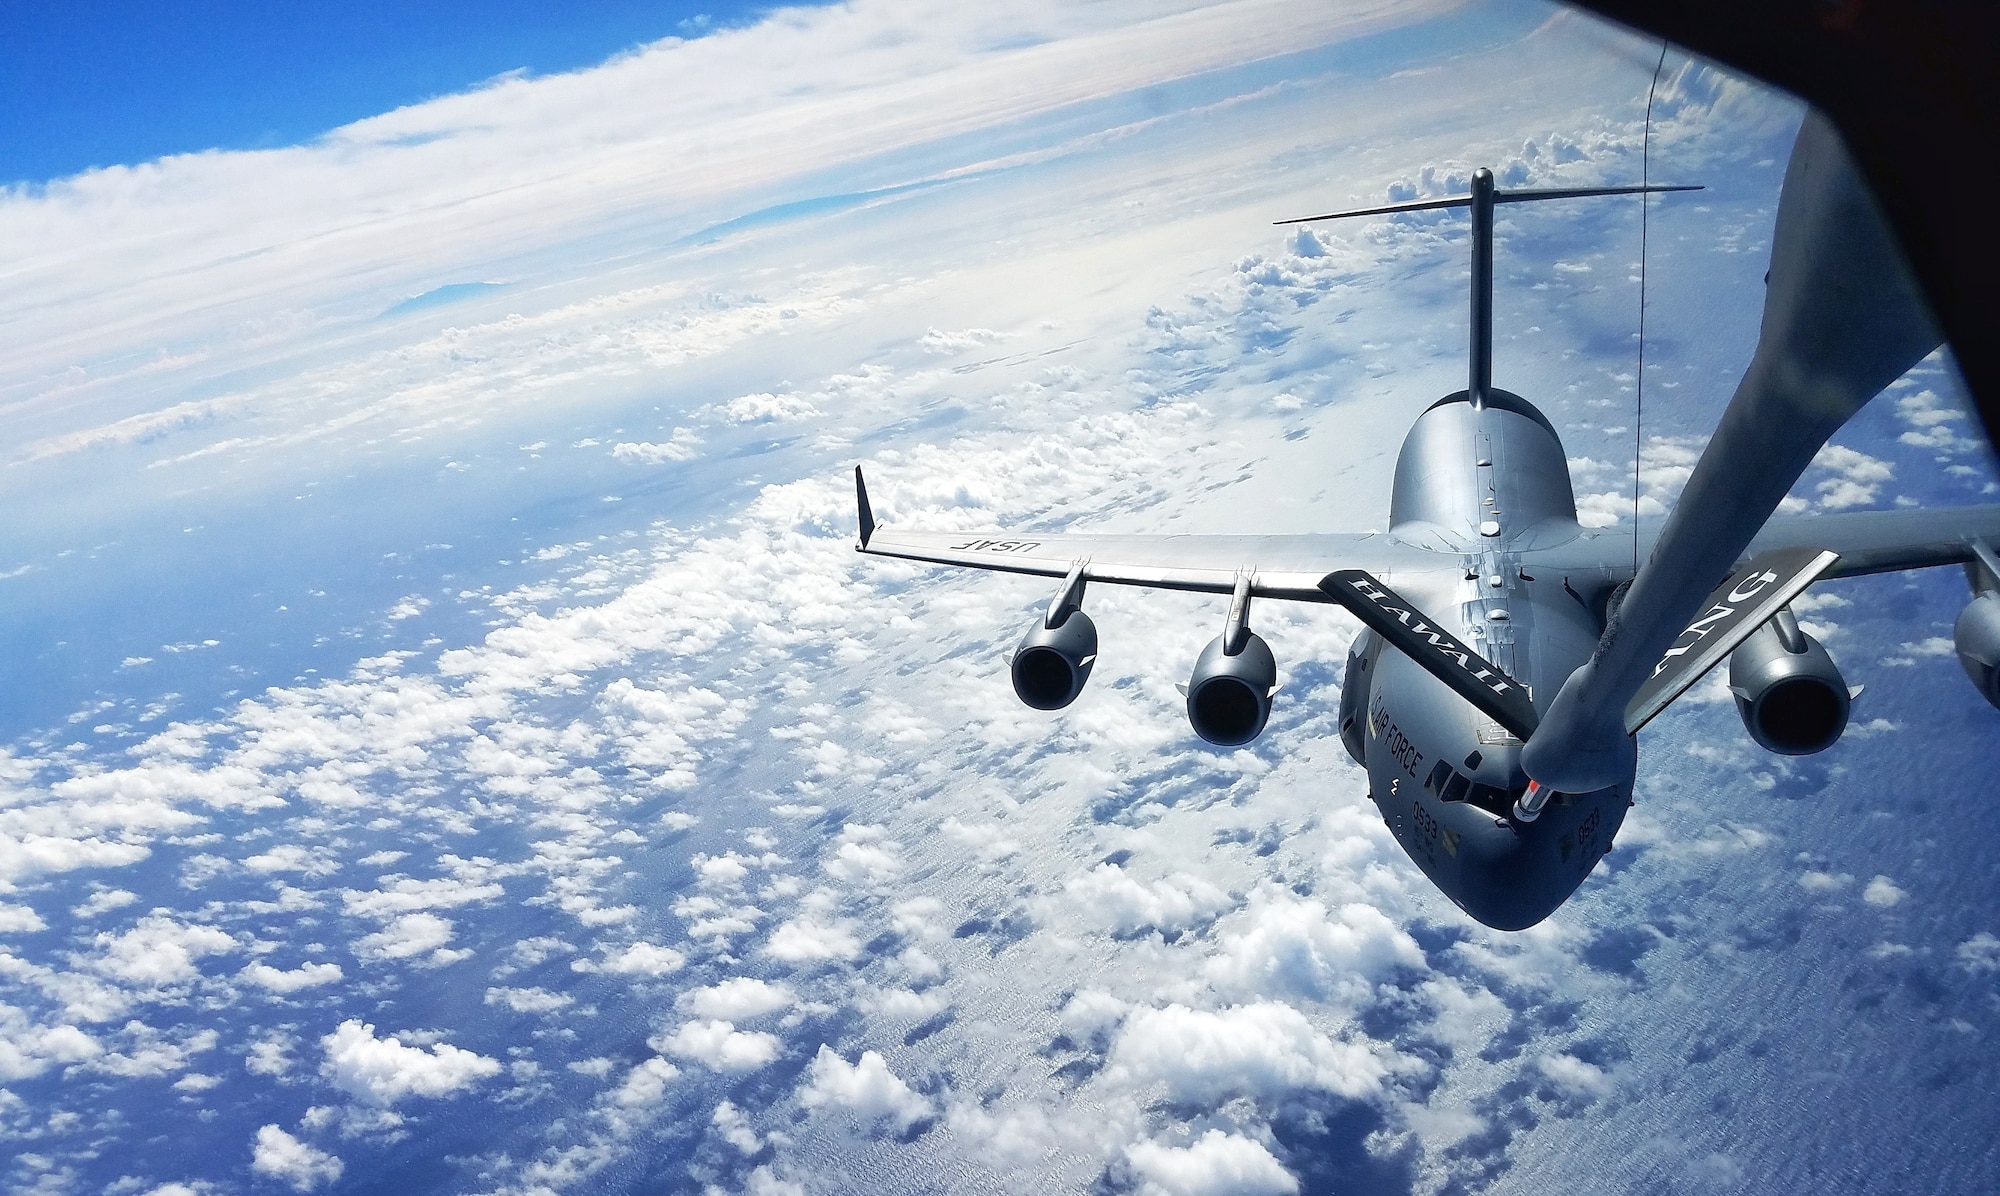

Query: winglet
[[854, 466, 876, 549]]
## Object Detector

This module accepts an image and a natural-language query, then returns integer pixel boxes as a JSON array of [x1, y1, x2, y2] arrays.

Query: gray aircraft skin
[[854, 113, 2000, 930]]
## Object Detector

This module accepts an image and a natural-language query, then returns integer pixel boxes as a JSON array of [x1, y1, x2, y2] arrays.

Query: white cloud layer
[[0, 2, 1986, 1194]]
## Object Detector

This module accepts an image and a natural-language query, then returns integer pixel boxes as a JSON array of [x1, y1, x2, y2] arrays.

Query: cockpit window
[[1466, 782, 1513, 816], [1430, 765, 1517, 817]]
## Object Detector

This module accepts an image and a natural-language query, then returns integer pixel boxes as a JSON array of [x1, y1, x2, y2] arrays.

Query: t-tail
[[1277, 172, 1700, 407]]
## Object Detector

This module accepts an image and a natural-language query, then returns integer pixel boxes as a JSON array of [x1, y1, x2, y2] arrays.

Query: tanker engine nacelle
[[1011, 607, 1098, 710], [1186, 630, 1277, 747], [1953, 590, 2000, 710], [1728, 607, 1850, 755]]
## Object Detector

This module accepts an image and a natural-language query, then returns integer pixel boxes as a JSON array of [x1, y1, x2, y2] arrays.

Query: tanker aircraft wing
[[1743, 505, 2000, 579]]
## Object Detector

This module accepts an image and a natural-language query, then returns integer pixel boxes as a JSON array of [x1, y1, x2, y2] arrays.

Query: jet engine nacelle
[[1728, 610, 1849, 755], [1011, 609, 1097, 710], [1186, 632, 1277, 747], [1953, 591, 2000, 710]]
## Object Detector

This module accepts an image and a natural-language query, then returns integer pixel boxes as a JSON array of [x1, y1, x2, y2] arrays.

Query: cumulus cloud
[[252, 1125, 344, 1192], [656, 1019, 784, 1072], [1809, 444, 1893, 510], [90, 1023, 216, 1079], [917, 327, 1005, 355], [1575, 490, 1633, 528], [585, 941, 687, 976], [680, 977, 794, 1021], [612, 429, 701, 463], [1124, 1130, 1298, 1196], [823, 823, 902, 884], [863, 986, 948, 1021], [1536, 1052, 1613, 1102], [1105, 1003, 1398, 1104], [0, 903, 46, 933], [319, 1020, 501, 1106], [712, 1099, 764, 1154], [766, 914, 863, 963], [1200, 889, 1424, 1003], [71, 888, 139, 919], [1862, 876, 1906, 908], [244, 844, 333, 875], [84, 915, 236, 988], [1059, 989, 1130, 1046], [240, 961, 344, 993], [246, 1034, 295, 1077], [675, 895, 766, 946], [1957, 932, 2000, 973], [0, 1007, 102, 1080], [799, 1046, 932, 1133], [713, 392, 821, 424], [1064, 862, 1230, 935], [612, 1056, 680, 1108], [1895, 388, 1979, 454], [740, 1165, 807, 1196], [352, 912, 466, 966], [485, 986, 574, 1014], [341, 876, 503, 918], [939, 816, 1021, 863]]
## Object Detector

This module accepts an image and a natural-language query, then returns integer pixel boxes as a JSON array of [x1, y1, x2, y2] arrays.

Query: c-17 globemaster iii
[[852, 113, 2000, 930]]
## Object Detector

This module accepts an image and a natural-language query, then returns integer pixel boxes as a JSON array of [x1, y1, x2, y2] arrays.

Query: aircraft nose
[[1449, 816, 1598, 932]]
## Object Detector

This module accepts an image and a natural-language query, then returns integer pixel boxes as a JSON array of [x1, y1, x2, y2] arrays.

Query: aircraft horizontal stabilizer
[[1623, 546, 1840, 734], [1274, 184, 1700, 227], [1319, 570, 1539, 742]]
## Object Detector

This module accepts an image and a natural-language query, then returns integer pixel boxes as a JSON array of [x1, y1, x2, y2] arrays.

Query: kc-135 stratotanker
[[853, 114, 2000, 929]]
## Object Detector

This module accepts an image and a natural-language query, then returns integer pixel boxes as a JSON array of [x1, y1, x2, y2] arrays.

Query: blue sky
[[2, 1, 814, 185]]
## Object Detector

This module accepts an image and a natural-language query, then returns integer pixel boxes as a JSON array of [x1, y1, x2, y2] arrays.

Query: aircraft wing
[[1744, 504, 2000, 578], [854, 468, 1437, 602]]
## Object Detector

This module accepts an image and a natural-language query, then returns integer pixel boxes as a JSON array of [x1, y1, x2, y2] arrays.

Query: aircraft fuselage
[[1340, 387, 1634, 929]]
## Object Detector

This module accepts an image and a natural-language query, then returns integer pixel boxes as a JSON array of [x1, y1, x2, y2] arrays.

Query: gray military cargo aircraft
[[853, 112, 2000, 930]]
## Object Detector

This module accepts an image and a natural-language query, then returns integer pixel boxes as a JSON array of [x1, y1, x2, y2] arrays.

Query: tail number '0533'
[[947, 539, 1042, 553]]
